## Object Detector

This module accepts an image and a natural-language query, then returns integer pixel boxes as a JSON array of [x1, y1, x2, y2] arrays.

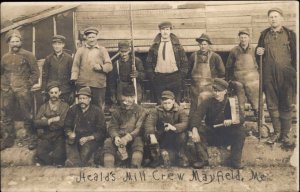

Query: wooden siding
[[75, 2, 297, 52]]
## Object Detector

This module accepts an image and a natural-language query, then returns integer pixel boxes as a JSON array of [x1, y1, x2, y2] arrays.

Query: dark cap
[[212, 78, 229, 91], [76, 87, 92, 97], [5, 29, 22, 43], [161, 90, 175, 100], [238, 28, 250, 36], [122, 84, 135, 96], [118, 40, 131, 51], [52, 35, 66, 43], [83, 27, 99, 35], [268, 8, 283, 16], [158, 21, 173, 29], [47, 81, 60, 92], [196, 33, 212, 45]]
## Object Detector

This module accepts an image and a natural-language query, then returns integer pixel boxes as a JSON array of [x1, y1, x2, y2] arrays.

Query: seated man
[[34, 81, 69, 166], [189, 78, 246, 169], [64, 87, 107, 167], [103, 85, 147, 168], [144, 90, 189, 168]]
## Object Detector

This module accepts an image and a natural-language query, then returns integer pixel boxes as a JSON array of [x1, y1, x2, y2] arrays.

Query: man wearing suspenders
[[188, 33, 225, 114], [108, 40, 145, 104]]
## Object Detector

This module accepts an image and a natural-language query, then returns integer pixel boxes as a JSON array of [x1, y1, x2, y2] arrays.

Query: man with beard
[[64, 87, 107, 167], [144, 90, 189, 168], [1, 29, 39, 150], [189, 78, 246, 169], [71, 27, 112, 110], [34, 81, 69, 166], [108, 40, 145, 104], [226, 29, 260, 118], [256, 8, 296, 146], [42, 35, 74, 105], [103, 85, 147, 168], [188, 33, 225, 114], [145, 21, 188, 103]]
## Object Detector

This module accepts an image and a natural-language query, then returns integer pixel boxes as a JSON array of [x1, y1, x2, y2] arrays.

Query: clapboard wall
[[74, 1, 297, 53]]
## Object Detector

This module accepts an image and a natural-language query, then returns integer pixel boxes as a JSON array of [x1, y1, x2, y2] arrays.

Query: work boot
[[266, 133, 280, 144], [177, 150, 189, 167], [28, 135, 37, 150], [230, 162, 244, 169], [161, 150, 171, 168], [192, 160, 209, 169], [266, 116, 281, 144]]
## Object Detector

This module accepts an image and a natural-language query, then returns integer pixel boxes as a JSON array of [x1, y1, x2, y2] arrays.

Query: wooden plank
[[177, 3, 206, 9], [76, 9, 206, 18], [207, 16, 252, 25], [207, 23, 252, 29]]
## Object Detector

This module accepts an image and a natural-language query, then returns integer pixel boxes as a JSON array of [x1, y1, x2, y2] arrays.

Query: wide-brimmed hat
[[195, 33, 212, 45], [76, 87, 92, 97]]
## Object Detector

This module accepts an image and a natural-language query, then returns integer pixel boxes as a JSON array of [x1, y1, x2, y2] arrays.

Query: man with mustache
[[64, 87, 107, 167], [1, 29, 39, 150], [108, 40, 145, 104], [41, 35, 74, 105], [71, 27, 112, 110], [146, 21, 188, 103], [256, 8, 296, 146], [34, 81, 69, 166], [103, 85, 147, 168]]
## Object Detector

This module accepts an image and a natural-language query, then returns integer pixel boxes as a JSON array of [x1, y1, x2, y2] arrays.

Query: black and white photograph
[[0, 1, 299, 191]]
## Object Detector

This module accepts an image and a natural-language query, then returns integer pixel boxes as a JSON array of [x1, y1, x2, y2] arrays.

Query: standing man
[[145, 21, 188, 103], [1, 29, 40, 150], [64, 87, 107, 166], [108, 40, 145, 104], [34, 81, 69, 166], [189, 78, 246, 169], [103, 85, 147, 168], [71, 27, 113, 110], [188, 33, 225, 114], [42, 35, 74, 105], [226, 29, 259, 116], [144, 90, 189, 168], [256, 8, 296, 145]]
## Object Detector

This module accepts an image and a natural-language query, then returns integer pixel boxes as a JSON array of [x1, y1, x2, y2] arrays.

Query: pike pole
[[129, 4, 138, 104], [258, 55, 263, 142]]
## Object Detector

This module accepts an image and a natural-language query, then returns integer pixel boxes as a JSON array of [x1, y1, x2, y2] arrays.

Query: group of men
[[0, 8, 296, 169]]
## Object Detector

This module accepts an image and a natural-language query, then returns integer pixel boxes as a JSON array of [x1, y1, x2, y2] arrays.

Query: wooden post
[[53, 16, 57, 35], [73, 11, 78, 51], [32, 25, 36, 56]]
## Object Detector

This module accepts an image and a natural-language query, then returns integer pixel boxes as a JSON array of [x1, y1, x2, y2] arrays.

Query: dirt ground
[[1, 165, 298, 192]]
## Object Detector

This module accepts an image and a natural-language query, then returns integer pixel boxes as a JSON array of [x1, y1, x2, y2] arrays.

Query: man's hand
[[93, 63, 103, 71], [79, 136, 94, 146], [256, 47, 265, 56], [223, 119, 232, 127], [120, 133, 133, 146], [192, 127, 201, 143], [48, 116, 60, 125], [130, 70, 139, 78], [164, 123, 176, 131], [114, 136, 121, 147]]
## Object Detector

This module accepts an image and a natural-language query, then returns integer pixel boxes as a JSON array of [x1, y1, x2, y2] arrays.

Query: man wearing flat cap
[[256, 8, 296, 146], [1, 29, 39, 150], [189, 78, 246, 169], [71, 26, 112, 110], [108, 40, 145, 104], [34, 81, 69, 166], [146, 21, 188, 103], [103, 84, 147, 168], [64, 86, 107, 166], [226, 29, 260, 119], [144, 90, 189, 168], [188, 33, 225, 114], [42, 35, 74, 105]]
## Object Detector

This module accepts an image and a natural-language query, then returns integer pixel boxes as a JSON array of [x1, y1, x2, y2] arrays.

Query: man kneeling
[[103, 85, 147, 168], [189, 78, 246, 169], [144, 90, 189, 168]]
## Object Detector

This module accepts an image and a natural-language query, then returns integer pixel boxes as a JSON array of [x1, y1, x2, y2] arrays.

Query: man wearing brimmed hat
[[1, 29, 39, 150], [71, 26, 112, 110], [188, 33, 225, 114], [103, 84, 147, 168], [64, 86, 107, 167], [108, 40, 145, 104], [189, 78, 246, 169], [34, 81, 69, 166], [42, 35, 74, 105], [146, 21, 188, 103], [256, 8, 296, 146], [226, 29, 260, 119], [144, 90, 189, 168]]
